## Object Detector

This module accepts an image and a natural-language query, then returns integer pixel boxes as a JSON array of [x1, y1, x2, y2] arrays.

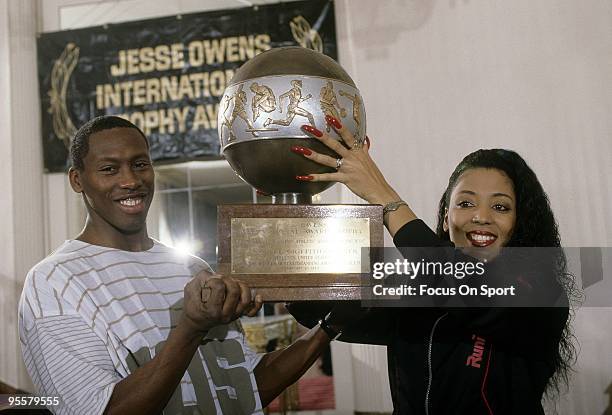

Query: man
[[263, 80, 315, 128], [19, 116, 341, 414], [249, 82, 276, 123], [319, 81, 346, 132], [220, 84, 256, 142]]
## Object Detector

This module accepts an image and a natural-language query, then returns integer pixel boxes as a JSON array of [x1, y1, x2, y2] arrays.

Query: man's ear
[[442, 208, 449, 232], [68, 167, 83, 193]]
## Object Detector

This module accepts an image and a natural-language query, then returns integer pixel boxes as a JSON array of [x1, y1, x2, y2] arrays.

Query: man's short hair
[[70, 116, 148, 170]]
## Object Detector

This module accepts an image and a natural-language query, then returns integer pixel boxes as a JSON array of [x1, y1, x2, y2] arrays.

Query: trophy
[[217, 47, 382, 301]]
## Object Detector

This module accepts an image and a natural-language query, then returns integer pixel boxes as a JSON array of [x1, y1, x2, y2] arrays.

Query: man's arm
[[254, 303, 369, 408], [104, 274, 261, 415], [254, 325, 331, 408], [103, 321, 202, 414]]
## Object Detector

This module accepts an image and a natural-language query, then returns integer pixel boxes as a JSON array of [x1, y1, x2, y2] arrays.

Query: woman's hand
[[293, 115, 400, 205], [293, 115, 419, 236]]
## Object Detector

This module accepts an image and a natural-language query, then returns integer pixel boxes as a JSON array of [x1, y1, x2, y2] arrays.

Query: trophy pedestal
[[217, 204, 383, 301]]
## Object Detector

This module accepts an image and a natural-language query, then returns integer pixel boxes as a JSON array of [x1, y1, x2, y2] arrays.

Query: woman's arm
[[298, 118, 418, 237], [296, 117, 568, 352], [286, 302, 395, 346]]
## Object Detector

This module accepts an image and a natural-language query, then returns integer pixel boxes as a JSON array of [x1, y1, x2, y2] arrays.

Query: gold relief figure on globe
[[250, 82, 277, 122], [264, 80, 315, 128], [339, 89, 362, 128], [320, 81, 347, 132], [221, 84, 256, 142]]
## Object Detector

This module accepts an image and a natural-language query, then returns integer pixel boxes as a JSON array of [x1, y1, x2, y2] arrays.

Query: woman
[[288, 116, 576, 414]]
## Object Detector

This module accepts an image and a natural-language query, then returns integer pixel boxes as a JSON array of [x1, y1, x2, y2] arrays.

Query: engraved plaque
[[218, 204, 383, 301], [231, 218, 370, 274]]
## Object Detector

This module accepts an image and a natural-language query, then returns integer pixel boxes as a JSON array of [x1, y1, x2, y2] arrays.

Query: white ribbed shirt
[[19, 240, 263, 415]]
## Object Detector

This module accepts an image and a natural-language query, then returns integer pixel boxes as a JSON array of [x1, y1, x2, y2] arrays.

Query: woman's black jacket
[[289, 219, 569, 415]]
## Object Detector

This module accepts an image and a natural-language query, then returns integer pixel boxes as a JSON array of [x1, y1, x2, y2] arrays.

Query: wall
[[0, 0, 45, 392], [2, 0, 610, 413]]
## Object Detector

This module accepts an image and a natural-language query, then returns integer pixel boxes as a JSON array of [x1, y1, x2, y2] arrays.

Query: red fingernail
[[256, 189, 270, 196], [325, 115, 342, 129], [301, 125, 323, 137], [295, 175, 314, 181], [365, 136, 371, 149], [290, 145, 312, 156]]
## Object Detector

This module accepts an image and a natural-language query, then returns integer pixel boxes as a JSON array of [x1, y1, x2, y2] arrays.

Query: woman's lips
[[466, 231, 497, 247]]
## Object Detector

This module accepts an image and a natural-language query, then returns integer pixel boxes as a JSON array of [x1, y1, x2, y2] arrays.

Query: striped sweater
[[18, 239, 263, 415]]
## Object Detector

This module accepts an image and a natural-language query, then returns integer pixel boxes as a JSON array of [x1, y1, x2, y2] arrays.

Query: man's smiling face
[[70, 127, 154, 235]]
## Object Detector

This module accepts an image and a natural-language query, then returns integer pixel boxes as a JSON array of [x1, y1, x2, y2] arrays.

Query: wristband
[[318, 313, 342, 341], [382, 200, 408, 216]]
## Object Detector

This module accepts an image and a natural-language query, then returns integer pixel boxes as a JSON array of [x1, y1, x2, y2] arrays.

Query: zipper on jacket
[[424, 313, 448, 415]]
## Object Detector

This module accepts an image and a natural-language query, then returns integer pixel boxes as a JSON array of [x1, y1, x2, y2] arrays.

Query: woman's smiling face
[[444, 168, 517, 256]]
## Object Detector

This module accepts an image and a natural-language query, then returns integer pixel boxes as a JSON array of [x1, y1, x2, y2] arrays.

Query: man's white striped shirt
[[19, 239, 263, 415]]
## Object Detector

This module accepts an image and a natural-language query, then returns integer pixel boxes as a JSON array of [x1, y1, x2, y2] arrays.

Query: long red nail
[[256, 189, 270, 196], [301, 125, 323, 137], [290, 145, 312, 156], [365, 135, 371, 149], [296, 175, 314, 181], [325, 115, 342, 129]]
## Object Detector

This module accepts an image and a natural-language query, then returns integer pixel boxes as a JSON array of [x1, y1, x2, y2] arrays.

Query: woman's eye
[[457, 201, 474, 208], [493, 204, 510, 211], [134, 161, 149, 169]]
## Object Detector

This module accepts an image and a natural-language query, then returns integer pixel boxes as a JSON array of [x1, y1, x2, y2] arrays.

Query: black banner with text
[[37, 0, 336, 172]]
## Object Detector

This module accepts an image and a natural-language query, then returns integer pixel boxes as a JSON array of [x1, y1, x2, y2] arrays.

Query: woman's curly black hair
[[434, 148, 578, 398]]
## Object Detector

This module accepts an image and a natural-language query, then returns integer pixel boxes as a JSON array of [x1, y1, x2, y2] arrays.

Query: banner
[[37, 0, 337, 172]]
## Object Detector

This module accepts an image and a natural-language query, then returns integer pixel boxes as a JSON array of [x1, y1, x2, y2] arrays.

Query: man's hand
[[104, 271, 262, 414], [181, 270, 262, 337]]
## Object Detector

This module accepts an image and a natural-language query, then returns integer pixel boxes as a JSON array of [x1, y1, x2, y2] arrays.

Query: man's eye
[[99, 166, 116, 173], [134, 161, 150, 169]]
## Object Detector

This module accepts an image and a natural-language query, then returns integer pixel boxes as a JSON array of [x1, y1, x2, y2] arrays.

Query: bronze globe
[[218, 47, 366, 203]]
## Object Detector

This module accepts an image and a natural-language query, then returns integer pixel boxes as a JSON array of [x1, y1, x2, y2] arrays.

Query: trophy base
[[232, 279, 362, 302], [217, 204, 383, 302]]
